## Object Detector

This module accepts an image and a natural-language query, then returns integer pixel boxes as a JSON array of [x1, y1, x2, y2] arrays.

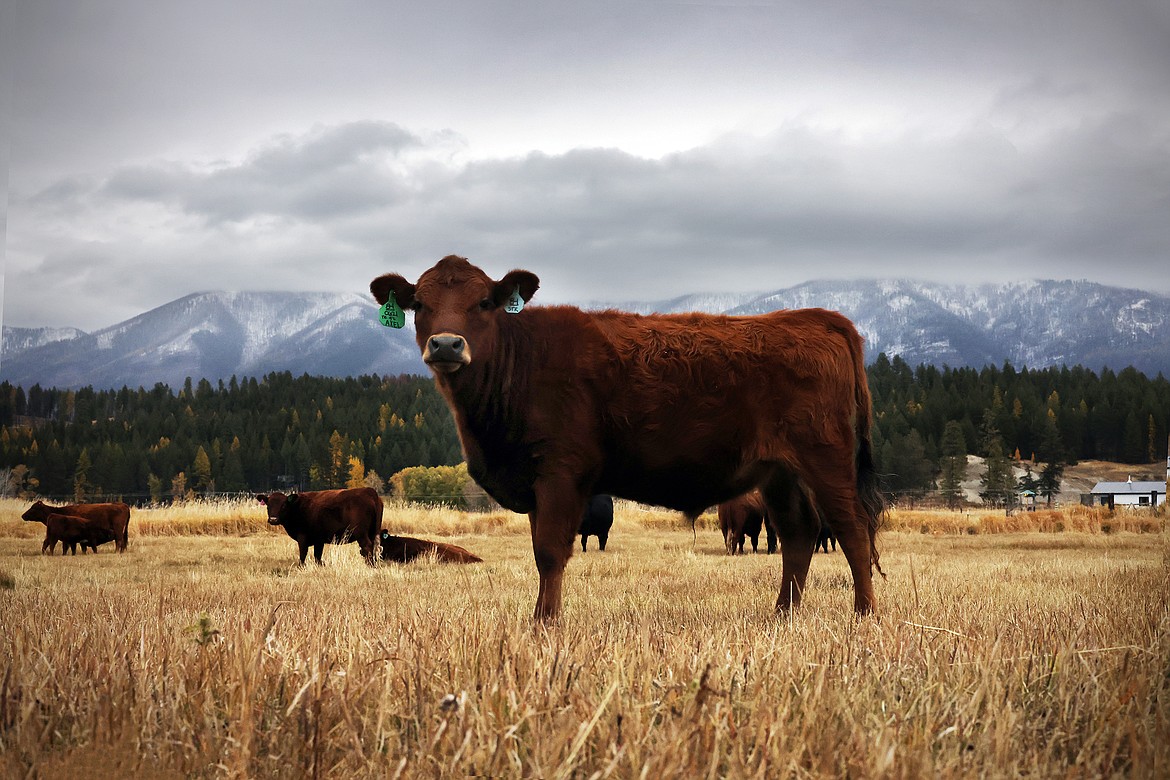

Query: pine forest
[[1, 356, 1168, 504]]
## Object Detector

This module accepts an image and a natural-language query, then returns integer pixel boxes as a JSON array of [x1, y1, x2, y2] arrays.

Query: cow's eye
[[478, 298, 493, 310], [410, 301, 423, 313]]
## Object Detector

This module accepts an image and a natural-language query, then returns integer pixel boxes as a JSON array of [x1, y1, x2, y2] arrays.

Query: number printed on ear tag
[[379, 294, 406, 328], [504, 286, 525, 314]]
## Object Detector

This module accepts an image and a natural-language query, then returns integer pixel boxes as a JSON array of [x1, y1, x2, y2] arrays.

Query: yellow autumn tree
[[346, 455, 366, 489]]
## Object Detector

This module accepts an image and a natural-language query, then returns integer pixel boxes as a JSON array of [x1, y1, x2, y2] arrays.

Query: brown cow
[[37, 513, 117, 556], [22, 500, 131, 552], [257, 488, 382, 565], [718, 491, 777, 555], [379, 531, 482, 564], [816, 526, 837, 554], [371, 255, 882, 621]]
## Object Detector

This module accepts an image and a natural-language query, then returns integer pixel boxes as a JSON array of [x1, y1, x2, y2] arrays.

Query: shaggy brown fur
[[34, 513, 117, 555], [23, 500, 131, 552], [372, 255, 882, 621], [257, 488, 382, 566]]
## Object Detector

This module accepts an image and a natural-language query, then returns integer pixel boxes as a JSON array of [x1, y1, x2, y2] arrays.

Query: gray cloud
[[4, 1, 1170, 330]]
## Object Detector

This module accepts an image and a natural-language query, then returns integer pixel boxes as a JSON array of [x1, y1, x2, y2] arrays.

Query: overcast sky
[[2, 1, 1168, 332]]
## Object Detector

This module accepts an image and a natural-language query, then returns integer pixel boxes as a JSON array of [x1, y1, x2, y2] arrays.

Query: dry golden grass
[[0, 498, 1166, 778]]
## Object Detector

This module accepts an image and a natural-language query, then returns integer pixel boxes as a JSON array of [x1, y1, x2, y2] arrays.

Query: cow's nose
[[426, 334, 468, 368], [430, 335, 463, 354]]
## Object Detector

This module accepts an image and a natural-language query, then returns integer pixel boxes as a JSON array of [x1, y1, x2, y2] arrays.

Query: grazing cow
[[816, 526, 837, 554], [22, 500, 131, 553], [371, 255, 882, 621], [579, 494, 614, 551], [379, 531, 483, 564], [37, 513, 117, 556], [256, 488, 382, 566], [718, 491, 777, 555]]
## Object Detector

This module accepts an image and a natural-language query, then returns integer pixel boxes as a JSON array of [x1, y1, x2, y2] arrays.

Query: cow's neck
[[435, 316, 544, 512], [441, 317, 535, 448]]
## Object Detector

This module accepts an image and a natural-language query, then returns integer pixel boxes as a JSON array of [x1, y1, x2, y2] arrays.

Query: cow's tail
[[847, 329, 886, 578]]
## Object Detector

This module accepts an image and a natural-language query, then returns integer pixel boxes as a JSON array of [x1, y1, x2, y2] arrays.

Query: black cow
[[579, 494, 614, 551], [816, 526, 837, 553]]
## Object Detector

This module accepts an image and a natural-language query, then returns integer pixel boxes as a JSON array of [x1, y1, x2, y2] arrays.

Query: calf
[[257, 488, 382, 566], [38, 513, 117, 556], [579, 494, 614, 551], [379, 531, 482, 564], [22, 500, 131, 552]]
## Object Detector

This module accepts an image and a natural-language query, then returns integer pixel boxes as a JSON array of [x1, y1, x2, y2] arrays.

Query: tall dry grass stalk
[[0, 498, 1166, 777]]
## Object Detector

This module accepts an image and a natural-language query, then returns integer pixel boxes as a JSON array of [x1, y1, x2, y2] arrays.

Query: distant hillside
[[0, 292, 424, 390], [637, 279, 1170, 378], [2, 278, 1167, 390]]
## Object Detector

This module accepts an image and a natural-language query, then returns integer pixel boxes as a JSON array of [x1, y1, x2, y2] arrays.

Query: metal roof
[[1089, 481, 1167, 495]]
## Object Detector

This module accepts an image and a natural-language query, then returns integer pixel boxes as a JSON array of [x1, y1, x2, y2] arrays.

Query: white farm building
[[1088, 476, 1167, 509]]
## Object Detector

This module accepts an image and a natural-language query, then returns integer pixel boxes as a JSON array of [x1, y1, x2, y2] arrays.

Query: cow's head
[[21, 501, 48, 523], [256, 492, 296, 525], [370, 255, 539, 375]]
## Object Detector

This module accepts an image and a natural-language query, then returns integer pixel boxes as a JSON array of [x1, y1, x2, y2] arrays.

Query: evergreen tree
[[73, 448, 92, 502], [939, 421, 968, 509], [978, 409, 1014, 508], [220, 443, 247, 492], [1038, 460, 1065, 507], [979, 438, 1014, 508]]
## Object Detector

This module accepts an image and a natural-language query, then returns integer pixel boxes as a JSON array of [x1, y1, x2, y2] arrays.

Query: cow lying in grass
[[379, 531, 482, 564]]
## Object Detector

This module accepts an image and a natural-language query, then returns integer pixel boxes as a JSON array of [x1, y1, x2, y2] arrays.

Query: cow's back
[[48, 502, 130, 550], [294, 488, 382, 541], [590, 308, 863, 514]]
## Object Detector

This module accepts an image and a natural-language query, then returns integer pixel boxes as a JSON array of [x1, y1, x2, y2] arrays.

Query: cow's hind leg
[[529, 480, 585, 622], [761, 472, 818, 613], [313, 543, 325, 564], [800, 457, 877, 615]]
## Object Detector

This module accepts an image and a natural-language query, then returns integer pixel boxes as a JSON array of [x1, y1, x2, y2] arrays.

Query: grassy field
[[0, 498, 1166, 778]]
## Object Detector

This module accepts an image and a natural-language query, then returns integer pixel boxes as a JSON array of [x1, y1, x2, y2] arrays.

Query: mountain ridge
[[3, 278, 1167, 390]]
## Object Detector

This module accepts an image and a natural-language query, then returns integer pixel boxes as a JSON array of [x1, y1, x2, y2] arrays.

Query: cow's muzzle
[[424, 333, 471, 373], [267, 516, 281, 526]]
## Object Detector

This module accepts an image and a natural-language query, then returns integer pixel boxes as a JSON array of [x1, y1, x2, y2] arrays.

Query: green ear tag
[[379, 294, 406, 329], [504, 286, 525, 314]]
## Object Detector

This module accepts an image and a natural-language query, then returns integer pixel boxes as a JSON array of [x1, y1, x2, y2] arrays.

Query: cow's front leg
[[313, 543, 325, 564], [297, 540, 310, 565], [359, 535, 378, 567], [529, 480, 586, 622]]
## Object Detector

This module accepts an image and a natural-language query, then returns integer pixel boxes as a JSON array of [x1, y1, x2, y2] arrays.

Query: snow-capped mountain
[[0, 291, 425, 390], [2, 279, 1167, 390], [1, 325, 86, 355], [718, 279, 1170, 376]]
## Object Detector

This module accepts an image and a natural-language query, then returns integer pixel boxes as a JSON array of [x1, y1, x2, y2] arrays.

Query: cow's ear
[[371, 274, 416, 309], [287, 493, 300, 506], [493, 270, 540, 307], [255, 494, 268, 505]]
